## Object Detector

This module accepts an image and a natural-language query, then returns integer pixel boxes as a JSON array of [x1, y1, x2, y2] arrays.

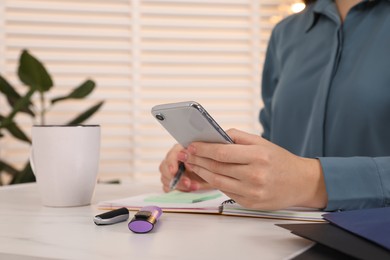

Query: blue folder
[[277, 223, 390, 259], [323, 207, 390, 251]]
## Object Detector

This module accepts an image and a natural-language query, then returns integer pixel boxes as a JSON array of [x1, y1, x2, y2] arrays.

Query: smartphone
[[151, 101, 233, 148]]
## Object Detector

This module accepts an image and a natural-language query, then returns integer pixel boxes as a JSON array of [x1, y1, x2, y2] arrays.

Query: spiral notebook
[[97, 190, 324, 222]]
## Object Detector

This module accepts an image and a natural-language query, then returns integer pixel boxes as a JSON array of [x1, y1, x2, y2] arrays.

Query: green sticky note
[[144, 191, 222, 204]]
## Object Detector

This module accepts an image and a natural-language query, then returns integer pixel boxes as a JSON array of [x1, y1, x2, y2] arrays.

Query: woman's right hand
[[159, 144, 212, 192]]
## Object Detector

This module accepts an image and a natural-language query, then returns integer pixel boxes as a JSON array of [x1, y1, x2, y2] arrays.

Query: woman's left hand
[[179, 128, 327, 210]]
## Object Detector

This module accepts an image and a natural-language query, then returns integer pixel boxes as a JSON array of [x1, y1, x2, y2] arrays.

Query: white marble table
[[0, 181, 313, 260]]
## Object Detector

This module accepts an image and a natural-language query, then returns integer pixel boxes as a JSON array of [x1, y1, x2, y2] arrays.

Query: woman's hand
[[159, 144, 212, 192], [180, 128, 328, 210]]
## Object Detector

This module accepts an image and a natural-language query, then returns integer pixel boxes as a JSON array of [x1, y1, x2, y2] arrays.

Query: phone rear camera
[[155, 113, 165, 121]]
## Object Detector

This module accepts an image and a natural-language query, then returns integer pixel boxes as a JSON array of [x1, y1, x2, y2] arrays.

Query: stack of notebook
[[278, 207, 390, 259]]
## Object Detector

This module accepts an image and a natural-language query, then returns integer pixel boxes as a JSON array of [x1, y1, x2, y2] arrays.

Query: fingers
[[180, 169, 214, 191], [187, 161, 271, 209], [186, 130, 272, 165], [186, 142, 257, 165], [162, 168, 211, 192], [186, 162, 241, 194], [226, 128, 262, 145], [182, 151, 249, 179], [159, 143, 211, 192], [185, 129, 265, 165], [160, 168, 194, 192], [159, 144, 186, 192]]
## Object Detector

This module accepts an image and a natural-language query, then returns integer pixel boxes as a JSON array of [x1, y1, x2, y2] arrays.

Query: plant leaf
[[1, 88, 35, 128], [18, 49, 53, 92], [66, 101, 104, 125], [10, 161, 35, 184], [5, 121, 31, 143], [51, 79, 96, 104], [0, 159, 20, 176], [0, 114, 3, 136], [0, 75, 35, 116]]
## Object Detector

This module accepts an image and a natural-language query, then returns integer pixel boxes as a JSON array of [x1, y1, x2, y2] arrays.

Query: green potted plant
[[0, 49, 104, 185]]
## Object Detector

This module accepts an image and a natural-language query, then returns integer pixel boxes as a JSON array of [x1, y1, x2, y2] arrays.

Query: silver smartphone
[[151, 101, 233, 148]]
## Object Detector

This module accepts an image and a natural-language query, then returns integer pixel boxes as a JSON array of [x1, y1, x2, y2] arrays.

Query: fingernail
[[188, 145, 196, 154], [182, 178, 190, 188], [190, 182, 199, 191], [177, 152, 188, 162]]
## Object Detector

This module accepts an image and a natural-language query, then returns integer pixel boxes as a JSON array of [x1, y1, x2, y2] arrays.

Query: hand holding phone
[[151, 101, 233, 190]]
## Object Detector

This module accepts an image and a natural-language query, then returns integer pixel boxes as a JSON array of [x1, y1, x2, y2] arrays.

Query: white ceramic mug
[[30, 125, 101, 207]]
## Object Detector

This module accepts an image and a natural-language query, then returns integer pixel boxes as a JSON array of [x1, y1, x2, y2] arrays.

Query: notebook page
[[98, 190, 230, 213]]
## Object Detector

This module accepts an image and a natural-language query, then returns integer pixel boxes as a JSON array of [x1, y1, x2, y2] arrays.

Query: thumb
[[226, 128, 263, 145]]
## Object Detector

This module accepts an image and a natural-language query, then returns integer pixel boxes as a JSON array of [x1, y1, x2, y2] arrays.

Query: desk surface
[[0, 181, 312, 260]]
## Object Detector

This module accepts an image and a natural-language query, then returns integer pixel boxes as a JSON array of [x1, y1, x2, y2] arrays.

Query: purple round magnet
[[128, 206, 162, 233]]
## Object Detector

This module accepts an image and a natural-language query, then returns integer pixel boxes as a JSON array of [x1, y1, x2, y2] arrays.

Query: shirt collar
[[305, 0, 389, 32], [305, 0, 338, 32]]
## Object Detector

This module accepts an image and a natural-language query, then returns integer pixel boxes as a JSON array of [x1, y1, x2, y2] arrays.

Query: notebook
[[278, 223, 390, 259], [323, 207, 390, 251], [97, 190, 324, 222]]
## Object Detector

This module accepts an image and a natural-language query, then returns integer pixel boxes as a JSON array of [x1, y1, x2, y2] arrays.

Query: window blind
[[0, 0, 295, 184]]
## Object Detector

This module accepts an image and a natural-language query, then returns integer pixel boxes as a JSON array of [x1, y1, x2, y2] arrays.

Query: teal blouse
[[260, 0, 390, 211]]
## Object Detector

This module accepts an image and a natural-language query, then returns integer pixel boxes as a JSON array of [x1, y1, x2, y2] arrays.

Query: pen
[[169, 162, 186, 191]]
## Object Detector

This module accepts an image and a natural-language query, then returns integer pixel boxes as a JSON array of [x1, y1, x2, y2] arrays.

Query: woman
[[158, 0, 390, 211]]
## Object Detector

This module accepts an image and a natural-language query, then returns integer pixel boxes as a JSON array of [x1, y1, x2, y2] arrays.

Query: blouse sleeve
[[319, 156, 390, 211]]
